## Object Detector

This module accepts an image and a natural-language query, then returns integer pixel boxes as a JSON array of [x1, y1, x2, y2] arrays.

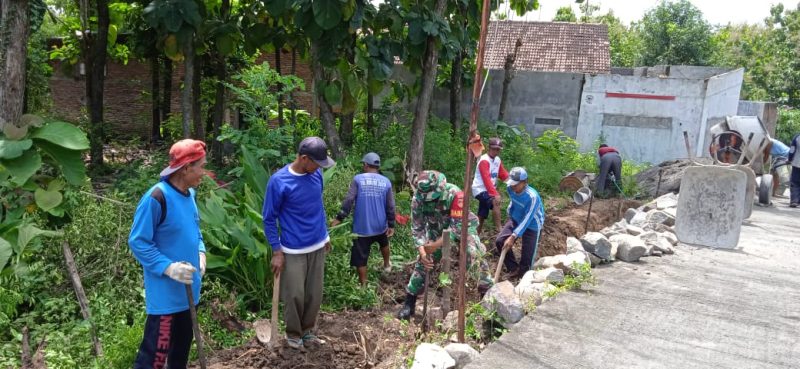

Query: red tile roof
[[484, 21, 610, 74]]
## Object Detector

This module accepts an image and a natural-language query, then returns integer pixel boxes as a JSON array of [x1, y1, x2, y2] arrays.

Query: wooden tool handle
[[494, 247, 509, 282], [271, 273, 281, 342]]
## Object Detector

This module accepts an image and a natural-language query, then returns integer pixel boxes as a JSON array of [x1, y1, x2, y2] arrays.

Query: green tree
[[592, 11, 640, 67], [634, 0, 713, 66], [554, 6, 577, 22]]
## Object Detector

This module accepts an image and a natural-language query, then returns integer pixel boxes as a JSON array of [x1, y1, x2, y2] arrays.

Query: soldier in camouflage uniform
[[397, 170, 494, 320]]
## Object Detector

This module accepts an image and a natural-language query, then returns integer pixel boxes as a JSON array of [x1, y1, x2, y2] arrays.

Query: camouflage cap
[[415, 170, 447, 201]]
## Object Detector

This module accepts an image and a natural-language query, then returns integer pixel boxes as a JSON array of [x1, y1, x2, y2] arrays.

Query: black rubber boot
[[397, 293, 417, 320]]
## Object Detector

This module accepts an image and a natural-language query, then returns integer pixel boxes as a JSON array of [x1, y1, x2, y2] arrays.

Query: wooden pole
[[458, 0, 492, 343], [440, 230, 451, 317], [62, 242, 103, 357], [583, 194, 594, 235]]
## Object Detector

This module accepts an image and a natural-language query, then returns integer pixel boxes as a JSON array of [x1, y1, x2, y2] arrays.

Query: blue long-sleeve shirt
[[262, 165, 329, 253], [506, 185, 545, 236], [336, 172, 395, 236], [129, 180, 205, 315]]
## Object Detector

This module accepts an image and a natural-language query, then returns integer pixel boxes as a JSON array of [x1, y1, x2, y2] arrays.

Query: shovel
[[185, 285, 207, 369], [254, 272, 281, 348], [494, 247, 509, 283]]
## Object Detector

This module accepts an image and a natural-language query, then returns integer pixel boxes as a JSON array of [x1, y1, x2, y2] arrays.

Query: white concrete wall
[[696, 68, 745, 157], [576, 74, 708, 165]]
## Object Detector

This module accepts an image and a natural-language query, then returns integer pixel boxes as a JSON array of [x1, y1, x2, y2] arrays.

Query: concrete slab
[[466, 198, 800, 369], [675, 166, 746, 249]]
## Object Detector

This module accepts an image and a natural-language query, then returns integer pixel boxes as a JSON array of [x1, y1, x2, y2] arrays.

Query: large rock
[[412, 343, 456, 369], [587, 252, 602, 266], [624, 208, 639, 223], [610, 234, 648, 262], [563, 251, 591, 274], [656, 193, 679, 209], [653, 237, 675, 254], [661, 231, 678, 246], [481, 281, 525, 325], [646, 209, 676, 227], [441, 310, 459, 333], [580, 232, 612, 259], [444, 343, 479, 369], [643, 222, 674, 233], [601, 221, 628, 238], [529, 267, 564, 284], [566, 237, 585, 254], [514, 281, 543, 309], [626, 224, 645, 236], [634, 159, 712, 197], [629, 211, 649, 227]]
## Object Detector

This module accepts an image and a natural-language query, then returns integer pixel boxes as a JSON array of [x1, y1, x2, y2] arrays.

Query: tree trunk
[[339, 112, 353, 146], [86, 0, 110, 168], [192, 54, 203, 140], [161, 58, 172, 122], [181, 41, 194, 138], [275, 48, 284, 127], [450, 52, 463, 133], [366, 90, 374, 133], [0, 0, 29, 131], [311, 42, 344, 158], [290, 47, 297, 126], [498, 38, 522, 122], [150, 56, 161, 144], [405, 0, 448, 180]]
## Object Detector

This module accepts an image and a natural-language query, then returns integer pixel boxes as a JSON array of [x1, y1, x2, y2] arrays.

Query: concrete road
[[466, 198, 800, 369]]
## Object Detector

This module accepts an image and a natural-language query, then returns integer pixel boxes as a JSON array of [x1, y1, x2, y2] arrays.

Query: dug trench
[[198, 198, 640, 369]]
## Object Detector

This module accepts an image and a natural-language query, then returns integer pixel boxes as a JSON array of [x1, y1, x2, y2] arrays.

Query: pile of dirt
[[537, 198, 641, 257], [634, 159, 712, 197], [204, 311, 415, 369]]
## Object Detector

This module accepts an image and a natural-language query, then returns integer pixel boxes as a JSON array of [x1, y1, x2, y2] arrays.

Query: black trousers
[[791, 166, 800, 205], [133, 309, 193, 369], [495, 220, 540, 273]]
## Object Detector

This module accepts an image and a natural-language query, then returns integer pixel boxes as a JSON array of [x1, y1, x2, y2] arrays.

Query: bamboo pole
[[457, 0, 492, 343]]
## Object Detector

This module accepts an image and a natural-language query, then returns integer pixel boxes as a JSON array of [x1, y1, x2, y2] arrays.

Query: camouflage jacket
[[411, 183, 478, 246]]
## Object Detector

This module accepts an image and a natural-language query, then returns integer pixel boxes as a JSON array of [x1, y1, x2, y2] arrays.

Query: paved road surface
[[466, 198, 800, 369]]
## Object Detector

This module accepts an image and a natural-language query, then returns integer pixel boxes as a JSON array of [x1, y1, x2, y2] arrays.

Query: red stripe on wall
[[605, 92, 676, 101]]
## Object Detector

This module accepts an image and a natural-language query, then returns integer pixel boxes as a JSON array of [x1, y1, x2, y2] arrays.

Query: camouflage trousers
[[405, 229, 494, 296]]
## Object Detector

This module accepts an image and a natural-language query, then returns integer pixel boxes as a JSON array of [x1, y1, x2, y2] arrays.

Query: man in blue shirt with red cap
[[129, 139, 208, 369]]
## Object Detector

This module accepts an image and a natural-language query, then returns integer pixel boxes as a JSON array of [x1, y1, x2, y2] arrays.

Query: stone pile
[[411, 193, 682, 367]]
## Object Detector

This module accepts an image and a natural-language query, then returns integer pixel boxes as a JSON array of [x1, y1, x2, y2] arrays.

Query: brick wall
[[48, 48, 315, 140]]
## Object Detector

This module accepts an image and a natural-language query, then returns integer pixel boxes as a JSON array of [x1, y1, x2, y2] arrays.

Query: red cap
[[160, 139, 207, 177]]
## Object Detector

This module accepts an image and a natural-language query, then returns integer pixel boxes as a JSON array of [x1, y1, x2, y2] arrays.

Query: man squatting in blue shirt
[[331, 152, 396, 287], [495, 167, 546, 278], [129, 139, 208, 369], [262, 137, 335, 350]]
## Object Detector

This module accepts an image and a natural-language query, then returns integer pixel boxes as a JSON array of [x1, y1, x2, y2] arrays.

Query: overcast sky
[[502, 0, 797, 26]]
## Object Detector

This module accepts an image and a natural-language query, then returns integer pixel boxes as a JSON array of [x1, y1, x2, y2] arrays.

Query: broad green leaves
[[34, 187, 63, 211], [0, 238, 11, 272], [30, 122, 90, 150], [0, 139, 32, 160], [313, 0, 343, 30], [1, 151, 41, 186]]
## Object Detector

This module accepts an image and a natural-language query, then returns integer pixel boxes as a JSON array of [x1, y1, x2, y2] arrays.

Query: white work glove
[[199, 252, 206, 276], [164, 262, 196, 284]]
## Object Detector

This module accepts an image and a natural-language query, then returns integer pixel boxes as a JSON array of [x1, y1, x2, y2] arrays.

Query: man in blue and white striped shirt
[[494, 167, 545, 277]]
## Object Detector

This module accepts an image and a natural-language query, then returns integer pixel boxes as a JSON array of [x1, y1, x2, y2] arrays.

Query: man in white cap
[[494, 167, 545, 278], [262, 136, 335, 350], [332, 152, 396, 286], [472, 137, 510, 234], [129, 139, 208, 369]]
